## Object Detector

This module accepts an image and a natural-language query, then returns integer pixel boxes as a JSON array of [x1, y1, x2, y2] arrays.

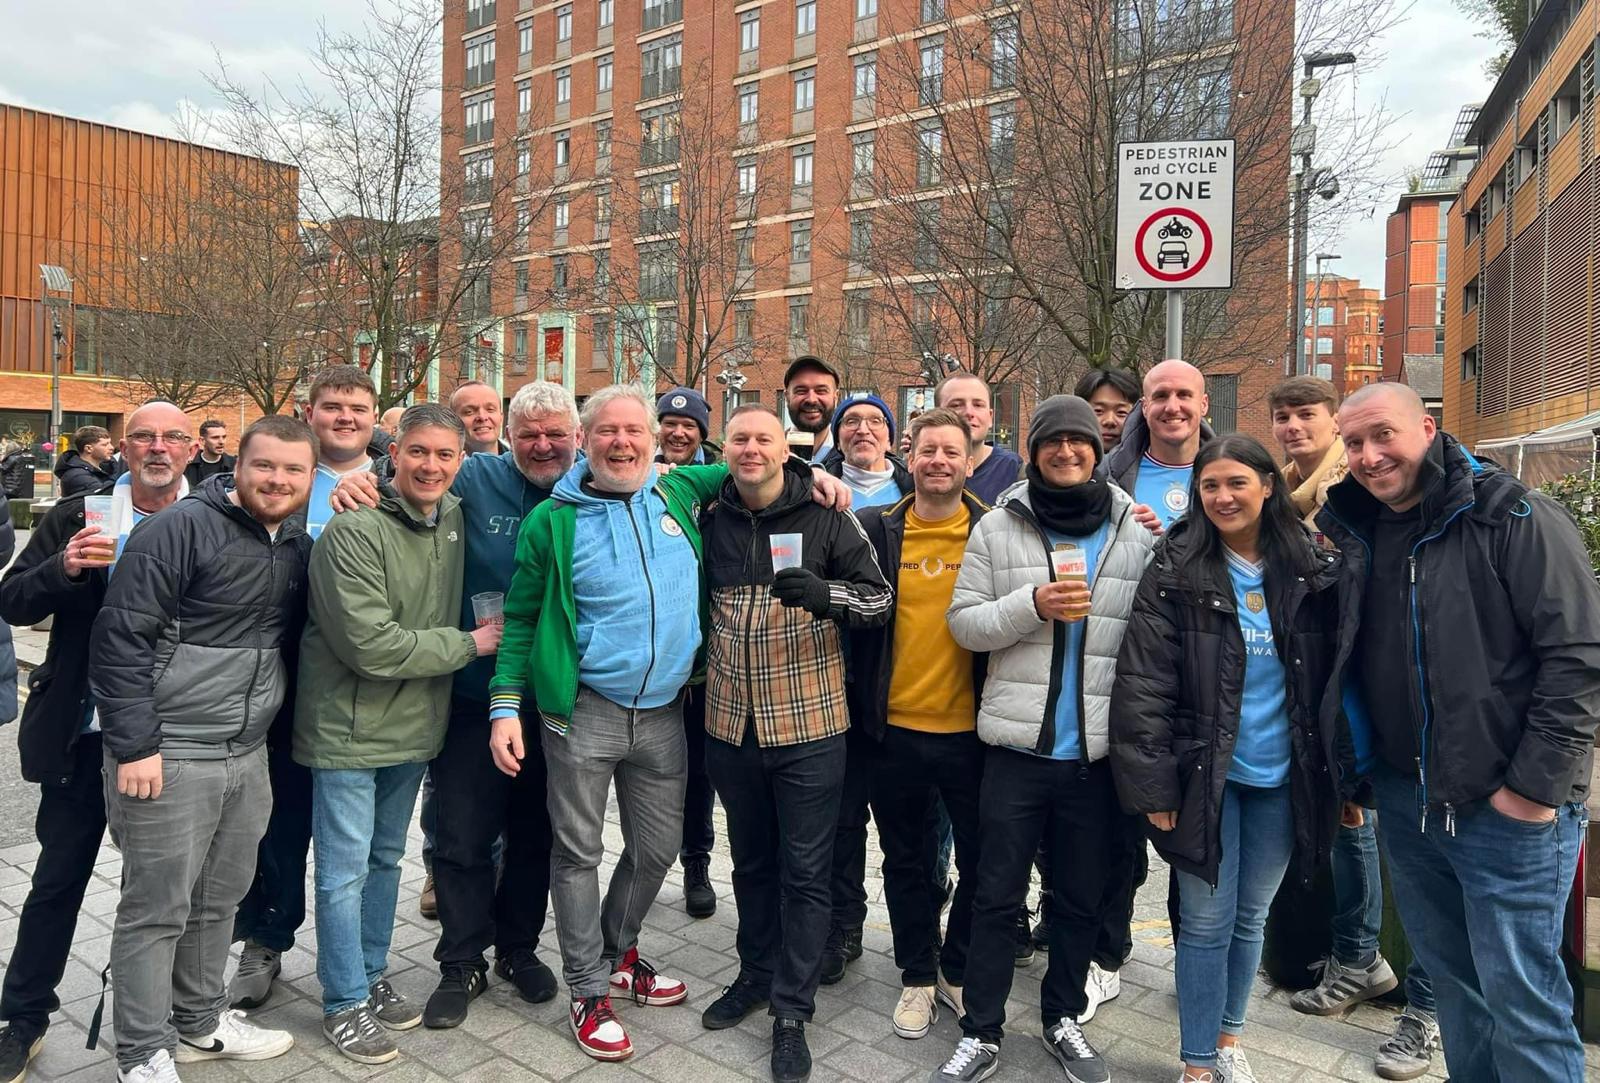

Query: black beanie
[[1027, 394, 1103, 465]]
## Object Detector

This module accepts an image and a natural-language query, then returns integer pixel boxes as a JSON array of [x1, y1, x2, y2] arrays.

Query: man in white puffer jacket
[[931, 395, 1155, 1083]]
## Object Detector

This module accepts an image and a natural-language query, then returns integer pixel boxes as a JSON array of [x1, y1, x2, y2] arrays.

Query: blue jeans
[[311, 762, 428, 1014], [1372, 765, 1585, 1083], [1328, 813, 1434, 1012], [1175, 782, 1293, 1068]]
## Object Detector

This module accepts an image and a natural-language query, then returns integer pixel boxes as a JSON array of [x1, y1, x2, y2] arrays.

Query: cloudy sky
[[0, 0, 1501, 292]]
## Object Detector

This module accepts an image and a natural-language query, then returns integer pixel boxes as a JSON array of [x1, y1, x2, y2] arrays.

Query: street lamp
[[714, 357, 747, 430], [1289, 51, 1357, 376], [38, 264, 73, 499], [1309, 252, 1341, 381]]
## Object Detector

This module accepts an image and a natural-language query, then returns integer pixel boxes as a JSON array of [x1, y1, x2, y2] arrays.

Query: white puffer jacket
[[948, 479, 1155, 761]]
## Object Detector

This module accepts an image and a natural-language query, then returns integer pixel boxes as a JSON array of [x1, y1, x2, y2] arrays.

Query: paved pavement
[[1, 627, 1595, 1080]]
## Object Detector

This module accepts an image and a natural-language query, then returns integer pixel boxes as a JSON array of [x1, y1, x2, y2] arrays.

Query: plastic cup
[[81, 496, 118, 565], [471, 591, 505, 627], [770, 533, 804, 572]]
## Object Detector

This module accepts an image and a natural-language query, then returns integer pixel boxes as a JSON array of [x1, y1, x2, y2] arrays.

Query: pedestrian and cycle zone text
[[1115, 139, 1235, 290]]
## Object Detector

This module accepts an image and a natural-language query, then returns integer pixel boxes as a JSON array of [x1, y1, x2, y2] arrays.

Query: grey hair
[[579, 383, 659, 436], [508, 380, 580, 428], [396, 402, 466, 446]]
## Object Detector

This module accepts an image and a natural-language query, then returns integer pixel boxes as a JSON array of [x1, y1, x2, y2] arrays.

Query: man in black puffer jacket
[[1318, 382, 1600, 1083], [89, 416, 318, 1078]]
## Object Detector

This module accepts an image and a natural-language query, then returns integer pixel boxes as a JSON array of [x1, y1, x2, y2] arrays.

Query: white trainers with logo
[[175, 1009, 293, 1062]]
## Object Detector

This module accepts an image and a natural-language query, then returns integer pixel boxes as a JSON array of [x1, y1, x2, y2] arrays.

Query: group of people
[[0, 352, 1594, 1083]]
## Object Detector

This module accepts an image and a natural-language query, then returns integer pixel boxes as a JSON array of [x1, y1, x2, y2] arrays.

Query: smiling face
[[910, 424, 973, 499], [724, 410, 787, 490], [1339, 388, 1437, 511], [935, 377, 993, 445], [390, 424, 465, 512], [120, 402, 193, 496], [839, 403, 891, 470], [233, 433, 316, 528], [1034, 434, 1097, 487], [1142, 360, 1208, 453], [1198, 457, 1270, 541], [510, 408, 578, 488], [658, 415, 704, 464], [785, 369, 838, 435], [452, 384, 504, 454], [310, 385, 377, 465], [582, 397, 654, 493], [1272, 401, 1339, 465]]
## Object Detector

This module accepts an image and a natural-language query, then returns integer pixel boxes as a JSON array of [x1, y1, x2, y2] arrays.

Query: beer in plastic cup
[[770, 533, 804, 572], [81, 496, 118, 566], [471, 591, 505, 627], [1051, 543, 1090, 622]]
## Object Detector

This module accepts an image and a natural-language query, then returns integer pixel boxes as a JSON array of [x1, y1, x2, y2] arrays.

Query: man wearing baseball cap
[[656, 388, 720, 466], [783, 356, 842, 463]]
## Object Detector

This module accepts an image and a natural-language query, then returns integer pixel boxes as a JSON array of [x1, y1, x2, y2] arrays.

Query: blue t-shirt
[[1134, 454, 1193, 531], [306, 459, 374, 539], [1037, 520, 1110, 761], [850, 480, 907, 508], [1226, 549, 1292, 788]]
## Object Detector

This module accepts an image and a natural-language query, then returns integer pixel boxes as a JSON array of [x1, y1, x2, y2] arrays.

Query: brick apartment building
[[1445, 1, 1600, 448], [1300, 274, 1382, 397], [440, 0, 1292, 442], [0, 104, 298, 491]]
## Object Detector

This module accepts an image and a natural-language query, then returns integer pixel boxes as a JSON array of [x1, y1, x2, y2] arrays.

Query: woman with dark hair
[[1110, 434, 1349, 1083]]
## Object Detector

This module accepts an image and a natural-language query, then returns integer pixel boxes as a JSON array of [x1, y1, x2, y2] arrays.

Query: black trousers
[[234, 737, 313, 952], [679, 684, 715, 862], [707, 726, 846, 1021], [962, 750, 1119, 1043], [431, 698, 553, 968], [0, 734, 107, 1031], [829, 725, 877, 932], [871, 727, 984, 986]]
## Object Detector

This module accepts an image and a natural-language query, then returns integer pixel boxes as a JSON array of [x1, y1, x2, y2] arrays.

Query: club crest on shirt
[[1164, 486, 1189, 514], [661, 514, 684, 537], [1245, 591, 1265, 613]]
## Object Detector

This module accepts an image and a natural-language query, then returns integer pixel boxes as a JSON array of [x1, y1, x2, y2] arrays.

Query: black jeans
[[234, 737, 313, 952], [432, 699, 552, 969], [680, 684, 715, 863], [962, 750, 1119, 1043], [829, 725, 877, 933], [871, 728, 984, 986], [706, 726, 846, 1021], [1092, 814, 1148, 970], [1, 734, 107, 1031]]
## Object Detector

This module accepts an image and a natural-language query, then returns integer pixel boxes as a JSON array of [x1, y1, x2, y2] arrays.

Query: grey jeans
[[104, 748, 271, 1068], [542, 687, 686, 997]]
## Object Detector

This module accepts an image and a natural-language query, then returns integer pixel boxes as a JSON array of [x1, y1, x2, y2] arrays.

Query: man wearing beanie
[[656, 387, 720, 466], [821, 395, 912, 510], [931, 395, 1155, 1083]]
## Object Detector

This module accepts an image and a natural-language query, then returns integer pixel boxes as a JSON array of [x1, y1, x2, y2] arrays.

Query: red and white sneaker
[[570, 995, 632, 1061], [609, 947, 689, 1006]]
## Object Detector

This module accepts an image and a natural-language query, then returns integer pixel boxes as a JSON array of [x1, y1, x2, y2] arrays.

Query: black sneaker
[[424, 963, 487, 1028], [0, 1023, 45, 1083], [1031, 908, 1051, 951], [930, 1036, 1000, 1082], [495, 948, 558, 1004], [771, 1018, 812, 1083], [820, 925, 863, 985], [1014, 908, 1035, 967], [701, 974, 770, 1030], [1043, 1016, 1109, 1083], [684, 855, 717, 919]]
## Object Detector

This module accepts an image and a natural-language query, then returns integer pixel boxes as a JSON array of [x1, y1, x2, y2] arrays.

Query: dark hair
[[908, 407, 973, 452], [1180, 434, 1317, 583], [1074, 367, 1140, 405], [1267, 375, 1338, 415], [199, 419, 226, 437], [72, 425, 110, 452], [397, 402, 466, 445], [308, 363, 377, 407], [238, 415, 320, 463]]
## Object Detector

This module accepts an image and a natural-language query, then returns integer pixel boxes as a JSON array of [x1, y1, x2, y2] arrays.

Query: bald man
[[1102, 359, 1213, 532], [451, 382, 507, 456], [1318, 382, 1600, 1083], [0, 401, 194, 1078]]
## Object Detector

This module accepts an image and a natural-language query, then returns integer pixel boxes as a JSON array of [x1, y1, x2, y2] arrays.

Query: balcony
[[640, 66, 682, 100], [466, 0, 497, 31], [465, 60, 495, 88], [640, 206, 680, 234], [639, 136, 681, 166], [642, 0, 683, 30], [464, 118, 494, 146]]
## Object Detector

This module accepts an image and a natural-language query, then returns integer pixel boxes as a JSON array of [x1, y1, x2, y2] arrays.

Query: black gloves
[[771, 567, 832, 618]]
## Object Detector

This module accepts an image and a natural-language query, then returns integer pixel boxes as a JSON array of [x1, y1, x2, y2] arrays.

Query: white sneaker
[[1076, 962, 1122, 1024], [118, 1048, 183, 1082], [175, 1008, 294, 1062], [892, 985, 938, 1039], [1217, 1044, 1258, 1083]]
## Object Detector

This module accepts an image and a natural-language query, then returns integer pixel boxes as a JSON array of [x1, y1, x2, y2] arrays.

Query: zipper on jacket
[[740, 515, 761, 730], [623, 500, 660, 704], [1406, 499, 1472, 833]]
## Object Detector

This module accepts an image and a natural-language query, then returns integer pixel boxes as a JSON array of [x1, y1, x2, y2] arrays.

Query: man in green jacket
[[294, 404, 502, 1067]]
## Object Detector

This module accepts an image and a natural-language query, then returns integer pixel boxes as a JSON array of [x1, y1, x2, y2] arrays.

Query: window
[[641, 106, 680, 164], [640, 244, 675, 299], [595, 120, 612, 158], [642, 0, 683, 29], [552, 255, 569, 289], [740, 9, 760, 52], [737, 158, 757, 196], [513, 325, 529, 365], [593, 251, 611, 287], [1315, 337, 1334, 355], [555, 129, 571, 166], [516, 142, 531, 176], [794, 68, 815, 111], [736, 229, 755, 270], [463, 209, 493, 246], [989, 102, 1016, 173], [555, 67, 571, 104], [847, 292, 871, 346], [467, 0, 496, 31], [917, 122, 942, 187], [1461, 345, 1479, 381], [556, 4, 572, 40], [849, 211, 871, 262], [516, 205, 532, 235], [913, 203, 939, 269], [739, 84, 759, 124], [595, 187, 612, 223], [854, 53, 877, 98], [1435, 242, 1447, 283], [1207, 372, 1239, 433], [796, 0, 816, 35], [517, 81, 531, 116], [1463, 275, 1479, 313], [554, 199, 569, 231], [518, 19, 533, 54], [593, 316, 612, 368], [857, 0, 877, 16], [991, 16, 1018, 87], [597, 54, 613, 92], [851, 131, 875, 182], [790, 219, 812, 263], [792, 143, 814, 188], [465, 34, 496, 87], [789, 295, 810, 339], [641, 36, 683, 98], [598, 0, 613, 25], [921, 0, 943, 21], [919, 38, 943, 104], [465, 93, 495, 144], [464, 152, 494, 202], [735, 301, 754, 343]]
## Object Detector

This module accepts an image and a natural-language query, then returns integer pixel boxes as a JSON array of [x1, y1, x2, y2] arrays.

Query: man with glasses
[[0, 402, 192, 1082]]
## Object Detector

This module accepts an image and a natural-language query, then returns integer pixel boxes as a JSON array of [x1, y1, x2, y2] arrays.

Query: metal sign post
[[1115, 139, 1236, 361]]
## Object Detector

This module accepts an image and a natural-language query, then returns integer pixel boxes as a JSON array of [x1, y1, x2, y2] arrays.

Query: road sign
[[1115, 139, 1235, 290]]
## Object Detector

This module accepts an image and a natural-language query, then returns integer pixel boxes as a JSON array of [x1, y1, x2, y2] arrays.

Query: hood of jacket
[[1103, 402, 1216, 488], [821, 446, 913, 496], [54, 449, 102, 478]]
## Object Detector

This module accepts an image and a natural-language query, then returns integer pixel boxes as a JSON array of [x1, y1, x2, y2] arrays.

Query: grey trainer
[[323, 1004, 398, 1065], [1374, 1006, 1439, 1080], [228, 943, 281, 1011], [931, 1036, 1000, 1082], [1289, 954, 1398, 1015], [367, 979, 423, 1030]]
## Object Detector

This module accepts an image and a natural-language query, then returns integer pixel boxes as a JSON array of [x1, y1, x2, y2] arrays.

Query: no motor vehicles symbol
[[1135, 207, 1213, 284]]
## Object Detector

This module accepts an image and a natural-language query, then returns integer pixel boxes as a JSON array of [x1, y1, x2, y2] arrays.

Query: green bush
[[1541, 473, 1600, 576], [6, 498, 30, 531]]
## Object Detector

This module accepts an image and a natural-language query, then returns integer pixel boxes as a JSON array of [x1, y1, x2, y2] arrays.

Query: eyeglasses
[[840, 415, 887, 432], [125, 430, 193, 447]]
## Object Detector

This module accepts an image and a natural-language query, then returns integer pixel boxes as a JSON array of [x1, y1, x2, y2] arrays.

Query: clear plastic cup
[[81, 496, 118, 565], [770, 533, 804, 572], [472, 592, 505, 627]]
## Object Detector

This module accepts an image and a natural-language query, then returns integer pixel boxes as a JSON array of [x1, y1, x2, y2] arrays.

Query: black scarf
[[1026, 465, 1113, 537]]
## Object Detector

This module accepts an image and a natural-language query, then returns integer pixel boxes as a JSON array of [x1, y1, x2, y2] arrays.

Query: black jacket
[[0, 498, 15, 725], [1111, 519, 1345, 886], [0, 482, 115, 782], [847, 491, 988, 740], [1102, 404, 1216, 493], [183, 452, 237, 487], [88, 475, 312, 764], [1317, 433, 1600, 812], [0, 448, 32, 499], [821, 447, 914, 497], [55, 450, 115, 497]]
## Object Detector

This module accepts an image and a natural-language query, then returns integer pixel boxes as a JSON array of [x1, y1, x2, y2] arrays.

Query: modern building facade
[[1445, 1, 1600, 448], [1302, 274, 1382, 396]]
